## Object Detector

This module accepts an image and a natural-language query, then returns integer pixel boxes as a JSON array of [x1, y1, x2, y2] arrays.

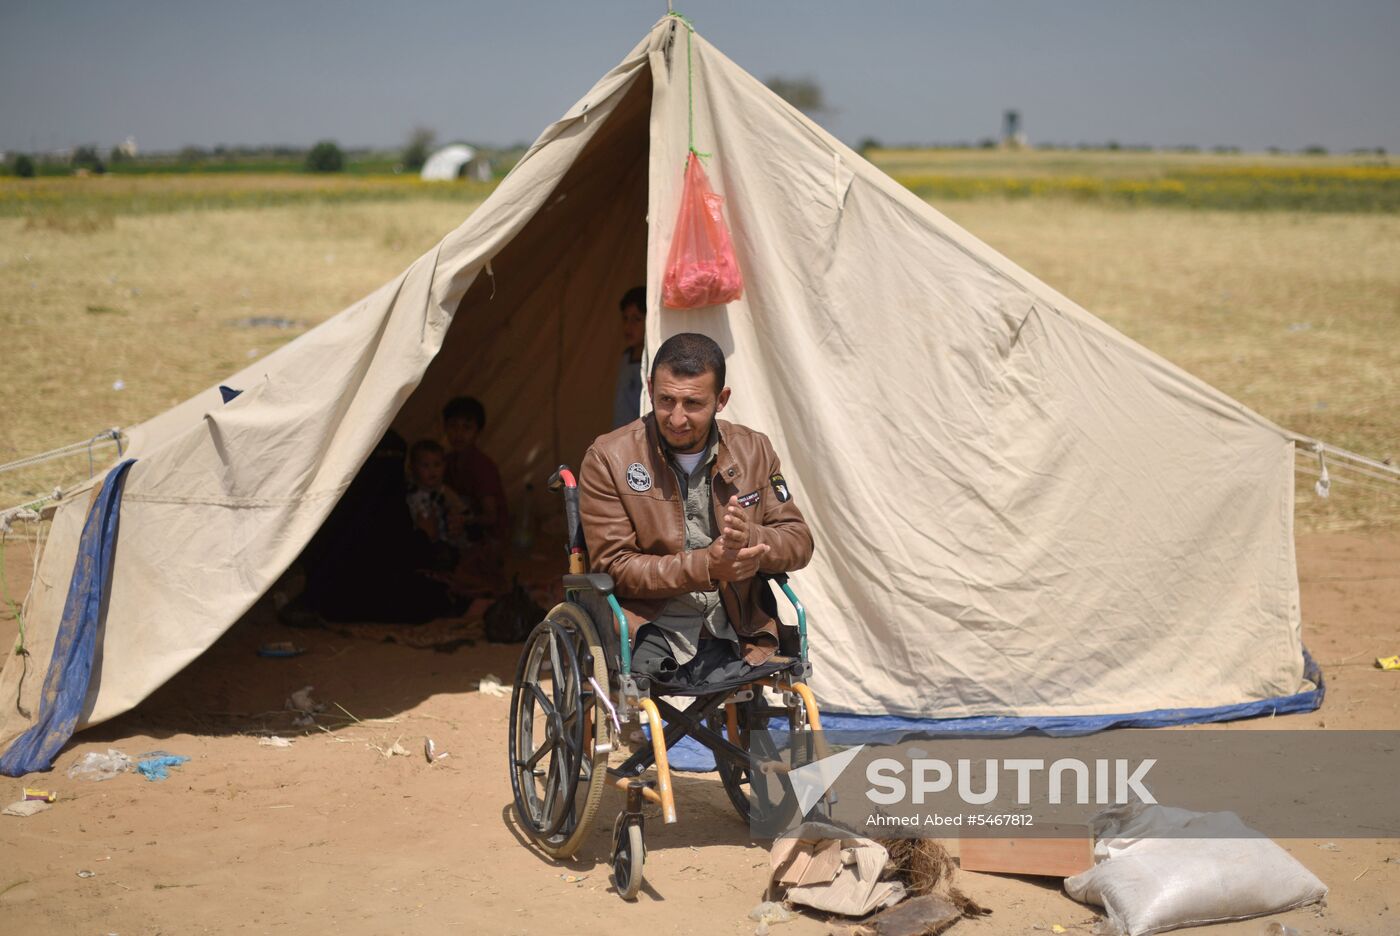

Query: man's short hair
[[619, 286, 646, 314], [442, 396, 486, 429], [651, 333, 726, 392], [409, 438, 445, 463]]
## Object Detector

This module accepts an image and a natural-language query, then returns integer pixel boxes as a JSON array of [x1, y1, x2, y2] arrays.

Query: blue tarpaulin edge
[[666, 649, 1325, 772], [1, 459, 136, 777]]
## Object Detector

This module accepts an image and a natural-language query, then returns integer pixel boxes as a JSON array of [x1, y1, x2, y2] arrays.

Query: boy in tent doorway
[[442, 396, 508, 591], [613, 286, 646, 429], [442, 396, 508, 545]]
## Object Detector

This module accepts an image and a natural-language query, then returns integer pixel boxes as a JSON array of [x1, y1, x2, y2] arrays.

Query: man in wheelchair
[[579, 332, 814, 692]]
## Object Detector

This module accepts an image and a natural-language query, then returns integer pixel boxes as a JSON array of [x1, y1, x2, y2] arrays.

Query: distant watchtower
[[1002, 110, 1027, 149]]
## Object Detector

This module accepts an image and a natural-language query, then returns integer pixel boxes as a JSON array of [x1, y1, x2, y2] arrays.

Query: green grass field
[[1, 150, 1396, 530]]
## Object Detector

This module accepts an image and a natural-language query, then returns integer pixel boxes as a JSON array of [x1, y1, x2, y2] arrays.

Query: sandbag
[[1064, 804, 1326, 936]]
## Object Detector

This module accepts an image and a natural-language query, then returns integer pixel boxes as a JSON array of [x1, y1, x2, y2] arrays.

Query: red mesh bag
[[661, 153, 744, 309]]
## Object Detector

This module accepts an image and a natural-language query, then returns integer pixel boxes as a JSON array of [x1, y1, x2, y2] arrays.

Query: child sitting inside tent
[[405, 439, 469, 547], [442, 396, 508, 547]]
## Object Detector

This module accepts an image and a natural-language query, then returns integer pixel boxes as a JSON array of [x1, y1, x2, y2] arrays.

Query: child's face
[[621, 304, 645, 349], [412, 451, 445, 488], [444, 416, 480, 450]]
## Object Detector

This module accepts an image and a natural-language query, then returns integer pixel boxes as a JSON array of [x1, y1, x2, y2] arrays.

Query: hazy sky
[[3, 1, 1397, 154]]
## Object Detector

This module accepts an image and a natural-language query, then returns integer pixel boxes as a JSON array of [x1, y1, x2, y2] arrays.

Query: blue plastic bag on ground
[[136, 754, 189, 782]]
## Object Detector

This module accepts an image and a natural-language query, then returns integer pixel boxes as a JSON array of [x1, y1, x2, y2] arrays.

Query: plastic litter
[[1262, 924, 1301, 936], [257, 641, 305, 658], [136, 754, 190, 782], [24, 788, 57, 802], [3, 799, 52, 817], [424, 737, 448, 763], [478, 674, 509, 698], [661, 152, 744, 309], [258, 736, 293, 748], [750, 895, 795, 929], [77, 869, 95, 878], [67, 748, 134, 781], [287, 685, 325, 715], [1376, 655, 1400, 671]]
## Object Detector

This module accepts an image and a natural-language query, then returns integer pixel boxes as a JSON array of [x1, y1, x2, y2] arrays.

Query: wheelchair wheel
[[508, 603, 609, 859], [711, 697, 798, 830], [611, 812, 645, 901]]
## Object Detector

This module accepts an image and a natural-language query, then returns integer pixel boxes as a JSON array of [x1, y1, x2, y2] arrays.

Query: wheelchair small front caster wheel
[[611, 813, 645, 901]]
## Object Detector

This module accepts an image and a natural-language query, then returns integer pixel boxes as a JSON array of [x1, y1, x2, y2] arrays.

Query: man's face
[[649, 365, 730, 455], [621, 303, 645, 350], [444, 416, 480, 450]]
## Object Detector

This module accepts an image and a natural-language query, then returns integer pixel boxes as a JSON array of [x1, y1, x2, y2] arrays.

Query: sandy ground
[[0, 533, 1397, 935]]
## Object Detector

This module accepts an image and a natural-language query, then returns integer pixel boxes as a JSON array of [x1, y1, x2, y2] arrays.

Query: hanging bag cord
[[666, 11, 710, 162]]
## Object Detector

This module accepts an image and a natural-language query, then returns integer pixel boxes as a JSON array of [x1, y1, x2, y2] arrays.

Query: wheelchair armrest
[[562, 573, 615, 598], [762, 572, 807, 668]]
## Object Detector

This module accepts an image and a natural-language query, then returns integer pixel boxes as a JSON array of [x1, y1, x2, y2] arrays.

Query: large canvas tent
[[1, 18, 1321, 770]]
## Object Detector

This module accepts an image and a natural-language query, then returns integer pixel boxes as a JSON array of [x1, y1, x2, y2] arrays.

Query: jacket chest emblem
[[625, 462, 653, 492]]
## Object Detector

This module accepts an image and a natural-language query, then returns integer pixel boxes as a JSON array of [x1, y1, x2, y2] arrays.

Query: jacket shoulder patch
[[626, 462, 653, 492], [737, 490, 761, 508], [770, 473, 791, 503]]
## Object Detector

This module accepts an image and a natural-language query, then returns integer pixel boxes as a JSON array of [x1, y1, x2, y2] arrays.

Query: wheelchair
[[507, 465, 823, 900]]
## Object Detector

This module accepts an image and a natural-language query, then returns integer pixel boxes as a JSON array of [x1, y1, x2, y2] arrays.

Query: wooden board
[[958, 828, 1092, 878]]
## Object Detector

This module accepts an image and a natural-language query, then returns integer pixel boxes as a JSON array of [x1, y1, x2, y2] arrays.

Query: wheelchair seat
[[643, 651, 803, 697]]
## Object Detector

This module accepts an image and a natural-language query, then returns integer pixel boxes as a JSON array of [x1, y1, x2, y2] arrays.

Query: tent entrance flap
[[396, 70, 653, 494]]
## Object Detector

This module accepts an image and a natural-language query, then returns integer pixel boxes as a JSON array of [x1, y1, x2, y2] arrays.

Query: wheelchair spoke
[[541, 748, 561, 825], [547, 629, 566, 711], [524, 733, 556, 770], [530, 683, 555, 719]]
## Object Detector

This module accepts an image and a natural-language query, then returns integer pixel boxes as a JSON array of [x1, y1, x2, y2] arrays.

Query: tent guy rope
[[0, 429, 125, 477]]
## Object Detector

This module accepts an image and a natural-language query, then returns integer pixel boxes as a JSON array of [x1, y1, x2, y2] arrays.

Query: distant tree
[[857, 137, 882, 155], [306, 140, 344, 172], [178, 145, 206, 164], [108, 146, 129, 166], [1106, 140, 1122, 151], [978, 137, 997, 149], [11, 153, 36, 178], [765, 76, 827, 115], [402, 126, 436, 171], [1302, 144, 1328, 156], [71, 144, 106, 174]]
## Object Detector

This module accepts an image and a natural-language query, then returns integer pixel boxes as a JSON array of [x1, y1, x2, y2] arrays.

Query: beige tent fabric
[[0, 27, 663, 749], [0, 19, 1311, 752], [643, 23, 1305, 718]]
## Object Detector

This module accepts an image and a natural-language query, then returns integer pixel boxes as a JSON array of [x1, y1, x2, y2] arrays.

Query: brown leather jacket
[[578, 414, 814, 664]]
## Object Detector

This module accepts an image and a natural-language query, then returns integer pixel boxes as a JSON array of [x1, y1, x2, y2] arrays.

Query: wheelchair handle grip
[[548, 464, 586, 559], [547, 466, 576, 493]]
